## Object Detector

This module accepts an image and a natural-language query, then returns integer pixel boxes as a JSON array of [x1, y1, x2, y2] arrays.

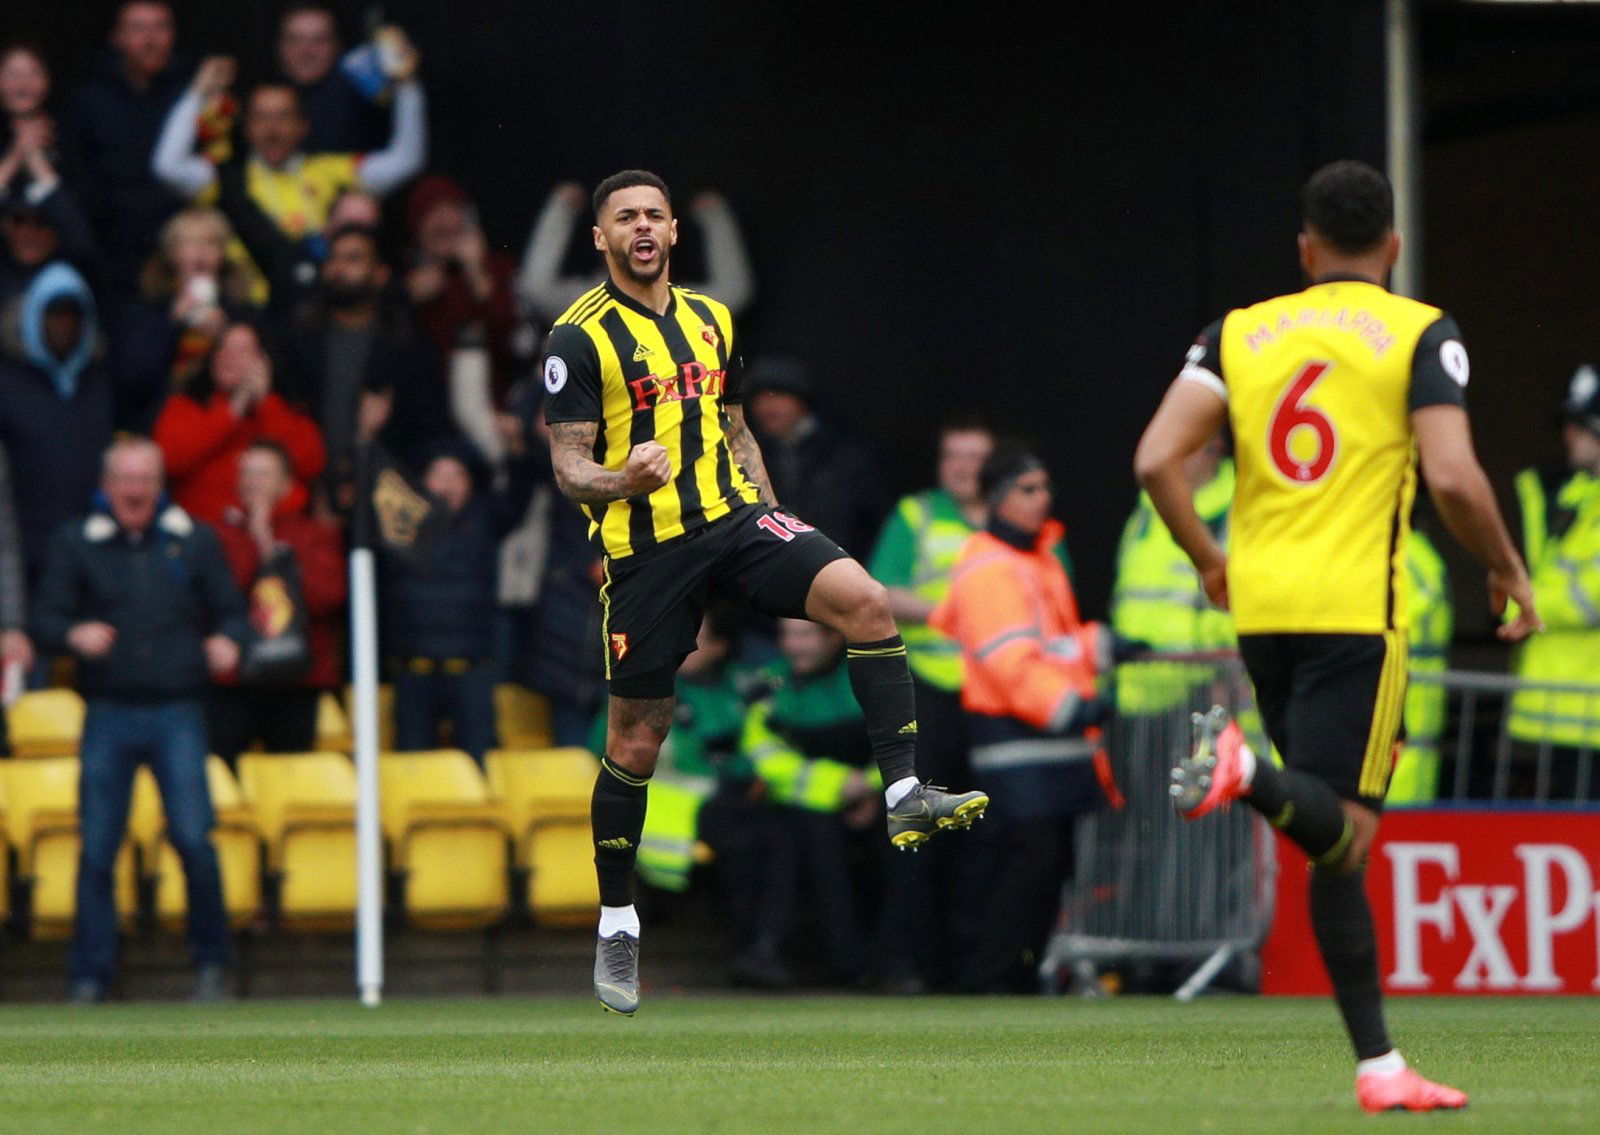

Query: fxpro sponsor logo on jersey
[[626, 361, 729, 411]]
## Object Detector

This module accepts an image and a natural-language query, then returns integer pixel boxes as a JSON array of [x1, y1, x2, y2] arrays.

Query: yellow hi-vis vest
[[1111, 461, 1237, 713], [1388, 529, 1453, 804], [1508, 467, 1600, 747], [869, 490, 975, 691]]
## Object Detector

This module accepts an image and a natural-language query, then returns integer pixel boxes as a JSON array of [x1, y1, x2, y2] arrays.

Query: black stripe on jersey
[[655, 309, 707, 527], [598, 307, 658, 552], [1384, 483, 1404, 630], [679, 293, 729, 370], [679, 292, 739, 503], [563, 287, 611, 328]]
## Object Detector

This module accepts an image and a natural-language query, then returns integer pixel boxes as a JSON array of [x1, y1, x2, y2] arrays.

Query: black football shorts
[[600, 503, 849, 698]]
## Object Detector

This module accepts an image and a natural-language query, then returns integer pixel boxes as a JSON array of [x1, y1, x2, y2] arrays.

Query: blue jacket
[[30, 500, 249, 702], [0, 263, 113, 580]]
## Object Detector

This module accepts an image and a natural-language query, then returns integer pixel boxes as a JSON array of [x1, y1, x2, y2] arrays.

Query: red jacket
[[215, 502, 347, 690], [929, 521, 1103, 729], [153, 392, 326, 526]]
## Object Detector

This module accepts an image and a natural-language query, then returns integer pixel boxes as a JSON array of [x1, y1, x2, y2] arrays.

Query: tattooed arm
[[548, 420, 671, 505], [724, 404, 779, 508]]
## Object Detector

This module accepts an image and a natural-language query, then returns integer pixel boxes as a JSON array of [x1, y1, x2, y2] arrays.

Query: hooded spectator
[[0, 261, 113, 590]]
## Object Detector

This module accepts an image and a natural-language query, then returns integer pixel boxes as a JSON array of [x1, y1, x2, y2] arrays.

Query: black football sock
[[845, 635, 919, 788], [1245, 760, 1354, 867], [1310, 866, 1392, 1060], [592, 755, 650, 908]]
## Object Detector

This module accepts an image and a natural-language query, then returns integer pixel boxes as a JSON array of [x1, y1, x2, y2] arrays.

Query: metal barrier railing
[[1410, 669, 1600, 804], [1040, 654, 1600, 1000], [1042, 652, 1273, 1001]]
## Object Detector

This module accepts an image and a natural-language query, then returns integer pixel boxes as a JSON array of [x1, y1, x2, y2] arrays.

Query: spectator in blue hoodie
[[0, 262, 113, 601], [381, 437, 534, 765], [66, 1, 192, 294]]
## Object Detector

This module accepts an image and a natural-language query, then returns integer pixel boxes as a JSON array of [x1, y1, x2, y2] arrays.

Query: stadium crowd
[[2, 1, 1597, 1002]]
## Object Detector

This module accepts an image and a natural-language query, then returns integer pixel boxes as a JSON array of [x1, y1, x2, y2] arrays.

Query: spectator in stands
[[516, 182, 754, 325], [153, 319, 325, 528], [510, 395, 605, 746], [1504, 366, 1600, 800], [0, 262, 113, 602], [382, 437, 534, 766], [285, 224, 449, 508], [276, 4, 391, 154], [211, 439, 346, 764], [104, 206, 256, 432], [867, 414, 994, 989], [739, 618, 881, 988], [67, 0, 192, 293], [150, 49, 425, 258], [745, 355, 894, 560], [0, 439, 34, 749], [930, 443, 1117, 992], [404, 175, 517, 406], [1, 42, 85, 212], [0, 192, 96, 307], [30, 437, 246, 1003], [326, 187, 381, 232]]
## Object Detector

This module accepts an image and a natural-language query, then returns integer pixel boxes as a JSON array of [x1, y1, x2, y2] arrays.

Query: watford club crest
[[700, 324, 720, 351], [611, 633, 631, 661]]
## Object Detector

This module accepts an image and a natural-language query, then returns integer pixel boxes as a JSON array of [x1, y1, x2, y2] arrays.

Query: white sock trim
[[885, 776, 919, 809], [598, 904, 640, 938], [1357, 1050, 1406, 1078], [1238, 742, 1258, 789]]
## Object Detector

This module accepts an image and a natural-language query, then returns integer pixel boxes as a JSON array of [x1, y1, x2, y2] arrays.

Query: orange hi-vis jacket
[[929, 521, 1101, 730]]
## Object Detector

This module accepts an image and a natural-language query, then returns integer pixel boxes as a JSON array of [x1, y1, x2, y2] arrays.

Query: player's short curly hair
[[1302, 160, 1393, 255], [592, 169, 672, 218]]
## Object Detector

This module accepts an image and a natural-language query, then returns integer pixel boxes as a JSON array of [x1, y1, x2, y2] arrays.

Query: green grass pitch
[[0, 995, 1593, 1134]]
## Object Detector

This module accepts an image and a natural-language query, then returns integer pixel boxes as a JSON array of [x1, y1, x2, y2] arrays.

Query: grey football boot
[[886, 783, 990, 850], [594, 931, 641, 1015]]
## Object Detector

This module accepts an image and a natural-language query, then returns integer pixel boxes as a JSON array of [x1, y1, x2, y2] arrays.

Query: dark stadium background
[[8, 0, 1600, 641]]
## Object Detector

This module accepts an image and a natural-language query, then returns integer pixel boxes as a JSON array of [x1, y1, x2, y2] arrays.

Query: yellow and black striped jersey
[[1178, 277, 1469, 635], [543, 280, 762, 558]]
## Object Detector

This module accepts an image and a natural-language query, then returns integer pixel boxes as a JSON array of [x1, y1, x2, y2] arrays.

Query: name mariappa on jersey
[[1241, 305, 1401, 358]]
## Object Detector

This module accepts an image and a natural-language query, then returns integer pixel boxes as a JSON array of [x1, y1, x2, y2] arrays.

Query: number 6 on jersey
[[1269, 360, 1338, 483]]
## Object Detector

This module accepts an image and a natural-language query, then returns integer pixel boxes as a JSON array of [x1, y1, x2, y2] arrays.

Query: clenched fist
[[623, 442, 671, 495]]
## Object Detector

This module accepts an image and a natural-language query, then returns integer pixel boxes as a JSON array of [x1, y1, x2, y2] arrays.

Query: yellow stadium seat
[[345, 683, 395, 751], [494, 685, 554, 749], [237, 752, 358, 929], [131, 758, 263, 930], [380, 750, 509, 930], [7, 688, 86, 757], [0, 757, 136, 938], [486, 748, 599, 924], [314, 693, 352, 753]]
